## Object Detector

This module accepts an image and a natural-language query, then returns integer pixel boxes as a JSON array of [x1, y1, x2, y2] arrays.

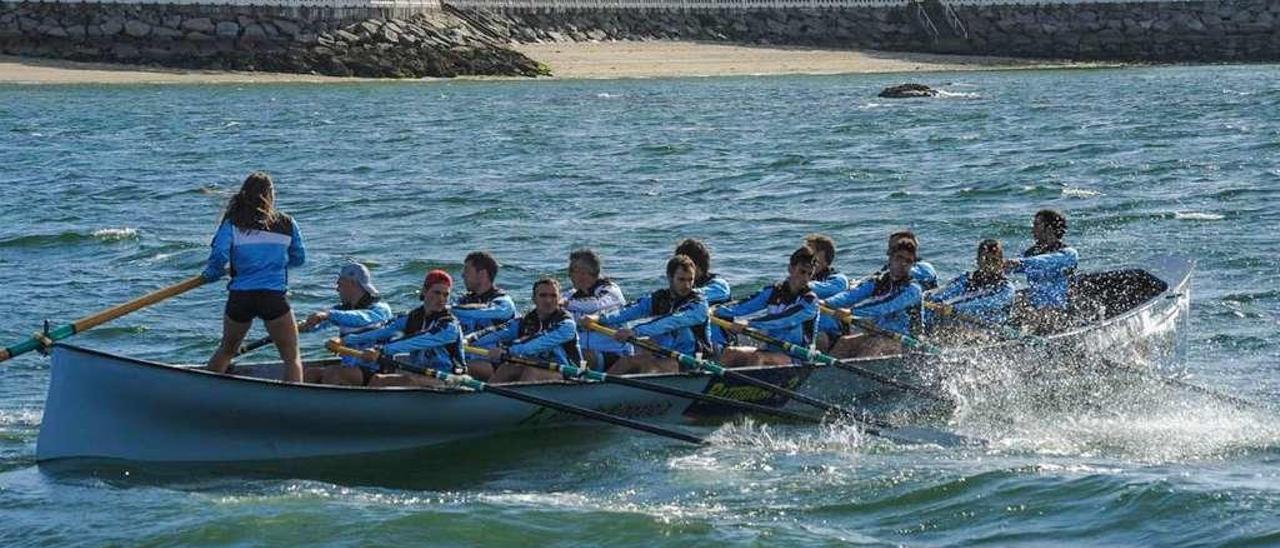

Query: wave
[[1062, 187, 1103, 198], [0, 228, 140, 249], [1173, 211, 1225, 221]]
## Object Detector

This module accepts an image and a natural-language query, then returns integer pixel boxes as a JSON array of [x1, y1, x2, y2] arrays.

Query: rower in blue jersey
[[596, 255, 710, 375], [803, 234, 850, 351], [340, 270, 467, 388], [1005, 209, 1079, 332], [300, 263, 394, 385], [872, 231, 938, 291], [925, 239, 1016, 341], [715, 246, 820, 367], [825, 238, 924, 358], [472, 277, 583, 384], [674, 238, 731, 351], [202, 172, 306, 383], [561, 248, 632, 370], [452, 251, 517, 335]]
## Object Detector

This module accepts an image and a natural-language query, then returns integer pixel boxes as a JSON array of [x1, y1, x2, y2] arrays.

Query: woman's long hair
[[222, 172, 279, 230]]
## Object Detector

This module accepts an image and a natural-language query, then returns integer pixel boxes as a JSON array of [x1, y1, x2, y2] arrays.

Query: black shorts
[[225, 290, 291, 324]]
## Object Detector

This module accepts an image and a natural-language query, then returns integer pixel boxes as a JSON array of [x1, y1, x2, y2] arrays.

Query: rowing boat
[[35, 254, 1192, 463]]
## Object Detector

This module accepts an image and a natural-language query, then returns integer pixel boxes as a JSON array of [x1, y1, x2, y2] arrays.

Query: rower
[[473, 277, 583, 384], [595, 255, 709, 375], [338, 270, 467, 387], [452, 251, 517, 335], [713, 246, 820, 367], [804, 234, 849, 351], [925, 239, 1016, 343], [1005, 209, 1078, 333], [674, 238, 731, 352], [882, 231, 938, 291], [825, 237, 923, 358], [299, 263, 394, 385], [561, 248, 631, 370], [202, 172, 306, 383]]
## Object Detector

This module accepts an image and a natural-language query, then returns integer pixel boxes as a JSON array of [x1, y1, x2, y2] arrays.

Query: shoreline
[[0, 42, 1107, 85]]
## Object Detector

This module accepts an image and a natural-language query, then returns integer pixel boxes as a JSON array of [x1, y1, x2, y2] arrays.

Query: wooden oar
[[924, 302, 1268, 411], [584, 319, 980, 447], [327, 342, 706, 445], [464, 345, 823, 424], [708, 316, 952, 405], [819, 304, 945, 354], [0, 275, 206, 362], [234, 322, 314, 359]]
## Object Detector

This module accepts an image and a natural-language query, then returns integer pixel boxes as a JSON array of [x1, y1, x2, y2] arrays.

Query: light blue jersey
[[202, 217, 305, 291]]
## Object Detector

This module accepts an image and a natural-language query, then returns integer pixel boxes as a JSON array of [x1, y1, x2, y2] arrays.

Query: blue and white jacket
[[826, 273, 923, 336], [925, 272, 1016, 327], [472, 309, 583, 367], [873, 261, 938, 291], [697, 273, 732, 348], [318, 296, 394, 367], [1012, 242, 1079, 310], [202, 216, 305, 292], [344, 306, 467, 374], [563, 278, 631, 356], [810, 268, 850, 337], [598, 288, 710, 357], [714, 281, 819, 349], [452, 288, 517, 335]]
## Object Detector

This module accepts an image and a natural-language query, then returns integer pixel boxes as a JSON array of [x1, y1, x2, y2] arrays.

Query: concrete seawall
[[455, 0, 1280, 63]]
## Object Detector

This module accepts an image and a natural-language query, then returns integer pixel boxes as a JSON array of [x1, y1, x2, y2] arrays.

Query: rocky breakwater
[[0, 3, 545, 77]]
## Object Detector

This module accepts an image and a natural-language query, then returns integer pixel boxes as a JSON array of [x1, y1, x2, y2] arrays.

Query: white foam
[[92, 227, 139, 241], [1174, 212, 1225, 221], [1062, 187, 1103, 198]]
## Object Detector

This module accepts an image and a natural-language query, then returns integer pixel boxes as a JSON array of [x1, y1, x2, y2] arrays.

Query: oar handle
[[582, 319, 714, 372], [818, 304, 942, 355], [1, 274, 207, 362]]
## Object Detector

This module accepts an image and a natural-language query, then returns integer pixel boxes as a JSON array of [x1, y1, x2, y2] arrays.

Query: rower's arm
[[510, 317, 577, 356], [471, 319, 518, 348], [597, 296, 651, 327], [201, 221, 234, 282], [343, 315, 406, 348], [809, 272, 849, 299], [1012, 248, 1078, 276], [749, 294, 819, 330], [384, 320, 463, 355], [852, 284, 923, 318], [953, 282, 1016, 320], [928, 274, 967, 303], [326, 302, 394, 329], [823, 278, 873, 309], [912, 262, 939, 290], [700, 277, 732, 305], [286, 221, 305, 268], [714, 286, 772, 319], [633, 298, 708, 338], [452, 295, 517, 322]]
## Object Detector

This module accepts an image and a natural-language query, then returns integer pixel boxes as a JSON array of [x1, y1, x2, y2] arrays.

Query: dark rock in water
[[878, 83, 940, 98]]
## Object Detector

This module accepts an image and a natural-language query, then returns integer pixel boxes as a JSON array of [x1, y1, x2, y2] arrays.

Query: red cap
[[424, 269, 453, 289]]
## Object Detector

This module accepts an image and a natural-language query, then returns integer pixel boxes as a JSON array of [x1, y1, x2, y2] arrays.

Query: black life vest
[[404, 305, 466, 374], [515, 308, 583, 364], [572, 278, 615, 299], [767, 282, 818, 347], [649, 288, 712, 355]]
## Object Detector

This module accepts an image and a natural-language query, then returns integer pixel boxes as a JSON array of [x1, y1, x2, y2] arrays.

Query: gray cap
[[339, 263, 379, 298]]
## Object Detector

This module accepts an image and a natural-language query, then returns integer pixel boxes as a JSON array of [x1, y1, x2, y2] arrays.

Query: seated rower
[[300, 263, 394, 385], [472, 277, 583, 384], [452, 251, 517, 380], [674, 238, 731, 352], [925, 239, 1016, 343], [561, 248, 632, 371], [1005, 209, 1078, 333], [804, 234, 850, 351], [714, 246, 820, 367], [871, 231, 938, 291], [826, 238, 923, 359], [339, 270, 467, 388], [595, 255, 709, 375]]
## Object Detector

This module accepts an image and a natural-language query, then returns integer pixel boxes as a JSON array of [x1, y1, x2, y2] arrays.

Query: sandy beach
[[0, 41, 1087, 85]]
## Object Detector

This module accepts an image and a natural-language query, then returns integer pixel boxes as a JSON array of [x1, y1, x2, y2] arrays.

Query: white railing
[[449, 0, 910, 8], [24, 0, 440, 8]]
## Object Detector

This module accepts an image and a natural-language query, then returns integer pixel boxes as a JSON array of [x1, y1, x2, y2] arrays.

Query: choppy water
[[2, 66, 1279, 545]]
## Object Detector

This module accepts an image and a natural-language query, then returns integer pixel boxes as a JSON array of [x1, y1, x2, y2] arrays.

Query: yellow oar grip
[[463, 345, 489, 356], [581, 318, 614, 336], [708, 316, 733, 329], [325, 341, 366, 359], [818, 304, 853, 323]]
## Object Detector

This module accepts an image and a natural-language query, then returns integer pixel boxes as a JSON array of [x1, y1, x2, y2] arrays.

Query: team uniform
[[924, 272, 1016, 328], [1012, 242, 1079, 310], [563, 278, 633, 364], [452, 288, 517, 335], [317, 296, 394, 368], [696, 272, 732, 350], [809, 267, 851, 340], [344, 306, 467, 384], [471, 309, 584, 368], [825, 273, 923, 336], [714, 282, 820, 353], [598, 289, 711, 360], [202, 215, 305, 323]]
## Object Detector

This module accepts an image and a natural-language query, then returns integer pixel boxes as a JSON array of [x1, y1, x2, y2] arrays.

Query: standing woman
[[203, 172, 306, 382]]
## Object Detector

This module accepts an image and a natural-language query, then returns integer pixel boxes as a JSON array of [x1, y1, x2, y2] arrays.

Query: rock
[[216, 21, 239, 38], [242, 23, 267, 40], [182, 17, 214, 33], [124, 19, 151, 38], [153, 26, 182, 39], [273, 19, 300, 37], [43, 25, 68, 38], [186, 31, 213, 41], [163, 15, 181, 29], [335, 29, 360, 43], [878, 83, 939, 98]]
